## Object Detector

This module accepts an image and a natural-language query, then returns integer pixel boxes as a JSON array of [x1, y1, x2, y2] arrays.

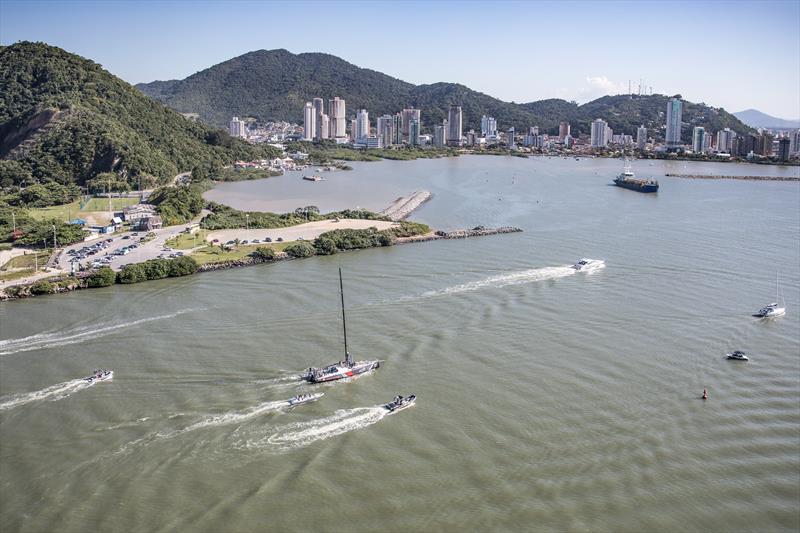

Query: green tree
[[251, 247, 275, 261], [87, 266, 116, 287], [168, 256, 198, 276], [117, 263, 146, 283], [30, 280, 53, 294], [284, 241, 315, 258]]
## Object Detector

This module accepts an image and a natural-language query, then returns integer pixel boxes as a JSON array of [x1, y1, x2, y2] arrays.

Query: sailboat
[[753, 272, 786, 318], [301, 268, 381, 383]]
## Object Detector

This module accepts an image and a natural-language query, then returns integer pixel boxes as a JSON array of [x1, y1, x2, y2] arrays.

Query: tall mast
[[339, 267, 351, 366]]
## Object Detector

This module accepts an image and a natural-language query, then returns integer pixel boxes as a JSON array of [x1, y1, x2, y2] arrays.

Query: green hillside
[[0, 42, 275, 193], [136, 48, 753, 142]]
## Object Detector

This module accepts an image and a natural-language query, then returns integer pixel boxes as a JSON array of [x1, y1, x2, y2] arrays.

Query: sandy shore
[[206, 218, 396, 244]]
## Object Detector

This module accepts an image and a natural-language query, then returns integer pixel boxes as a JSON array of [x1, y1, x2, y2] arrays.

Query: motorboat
[[383, 394, 416, 413], [726, 351, 749, 361], [84, 369, 113, 383], [753, 272, 786, 318], [287, 392, 324, 406], [302, 268, 381, 383], [572, 258, 605, 272]]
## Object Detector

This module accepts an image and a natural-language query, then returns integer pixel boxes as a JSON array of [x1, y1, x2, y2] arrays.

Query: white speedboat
[[572, 258, 605, 272], [383, 394, 416, 413], [287, 392, 324, 406], [302, 268, 381, 384], [726, 351, 749, 361], [84, 369, 113, 383], [753, 272, 786, 318]]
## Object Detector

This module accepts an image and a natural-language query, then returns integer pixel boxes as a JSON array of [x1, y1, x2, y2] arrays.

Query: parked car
[[212, 239, 219, 243], [241, 240, 249, 244], [276, 237, 283, 242], [264, 237, 272, 242], [252, 239, 260, 243]]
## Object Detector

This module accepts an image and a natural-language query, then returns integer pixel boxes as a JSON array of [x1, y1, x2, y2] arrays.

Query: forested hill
[[136, 49, 543, 131], [137, 48, 752, 141], [0, 42, 274, 191]]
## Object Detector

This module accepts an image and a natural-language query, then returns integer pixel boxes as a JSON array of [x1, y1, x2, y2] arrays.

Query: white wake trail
[[421, 266, 576, 297], [0, 309, 194, 355], [0, 379, 94, 411], [253, 406, 389, 451]]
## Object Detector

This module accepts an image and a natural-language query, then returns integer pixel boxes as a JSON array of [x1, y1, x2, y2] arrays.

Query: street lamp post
[[245, 213, 249, 231], [52, 224, 57, 249]]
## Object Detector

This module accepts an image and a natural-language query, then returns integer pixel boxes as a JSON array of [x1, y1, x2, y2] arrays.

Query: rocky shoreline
[[1, 226, 522, 300], [664, 173, 800, 181]]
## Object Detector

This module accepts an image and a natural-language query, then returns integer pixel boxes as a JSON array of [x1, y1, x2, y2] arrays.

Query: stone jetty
[[380, 190, 432, 220]]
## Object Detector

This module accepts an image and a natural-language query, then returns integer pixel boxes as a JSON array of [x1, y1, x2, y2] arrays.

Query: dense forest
[[0, 42, 276, 201], [137, 48, 753, 141]]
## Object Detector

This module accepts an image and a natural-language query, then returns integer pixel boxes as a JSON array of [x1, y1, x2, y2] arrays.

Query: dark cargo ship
[[613, 162, 659, 193]]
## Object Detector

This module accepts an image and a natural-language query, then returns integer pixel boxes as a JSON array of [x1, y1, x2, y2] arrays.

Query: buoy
[[702, 388, 708, 400]]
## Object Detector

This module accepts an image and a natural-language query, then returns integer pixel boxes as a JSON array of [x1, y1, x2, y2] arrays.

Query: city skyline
[[1, 0, 798, 118]]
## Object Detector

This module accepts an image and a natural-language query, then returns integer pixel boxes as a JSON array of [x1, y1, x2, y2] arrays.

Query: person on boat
[[702, 388, 708, 400]]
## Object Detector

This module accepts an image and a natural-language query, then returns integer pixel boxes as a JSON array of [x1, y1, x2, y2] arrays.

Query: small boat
[[84, 369, 113, 383], [753, 272, 786, 318], [287, 392, 324, 406], [726, 351, 749, 361], [572, 258, 605, 272], [302, 268, 381, 383], [302, 175, 325, 182], [613, 159, 659, 193], [383, 394, 416, 413]]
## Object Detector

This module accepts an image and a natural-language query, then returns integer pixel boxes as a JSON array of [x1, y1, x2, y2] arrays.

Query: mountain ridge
[[733, 109, 800, 130], [136, 48, 752, 141]]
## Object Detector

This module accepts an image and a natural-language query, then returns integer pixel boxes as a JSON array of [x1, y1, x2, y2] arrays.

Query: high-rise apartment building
[[716, 128, 735, 153], [377, 115, 394, 146], [303, 103, 315, 141], [350, 118, 358, 142], [392, 114, 403, 145], [312, 98, 325, 140], [789, 130, 800, 155], [778, 138, 790, 161], [591, 119, 608, 147], [447, 105, 462, 147], [692, 126, 706, 153], [666, 97, 683, 148], [480, 115, 498, 138], [636, 125, 647, 149], [319, 114, 330, 140], [433, 125, 446, 148], [507, 127, 516, 149], [229, 116, 246, 138], [559, 121, 570, 140], [401, 108, 421, 137], [329, 97, 347, 139], [408, 119, 421, 146], [355, 109, 370, 140]]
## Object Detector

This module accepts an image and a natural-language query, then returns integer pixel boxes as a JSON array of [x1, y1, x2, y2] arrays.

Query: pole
[[245, 213, 249, 231], [52, 224, 57, 249], [339, 267, 351, 366]]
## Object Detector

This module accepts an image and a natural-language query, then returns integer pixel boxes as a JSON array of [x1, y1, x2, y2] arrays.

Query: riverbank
[[664, 173, 800, 181], [0, 226, 522, 301]]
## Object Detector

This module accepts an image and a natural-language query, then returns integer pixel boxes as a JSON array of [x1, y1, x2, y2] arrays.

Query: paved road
[[205, 219, 396, 245]]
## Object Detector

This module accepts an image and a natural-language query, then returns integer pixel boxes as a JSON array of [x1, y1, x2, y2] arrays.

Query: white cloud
[[572, 76, 628, 102]]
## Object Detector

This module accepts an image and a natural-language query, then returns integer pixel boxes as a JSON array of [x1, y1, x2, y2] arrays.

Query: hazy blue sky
[[2, 0, 798, 118]]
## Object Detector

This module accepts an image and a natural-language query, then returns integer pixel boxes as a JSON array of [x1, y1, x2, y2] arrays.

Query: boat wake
[[0, 309, 194, 355], [248, 406, 389, 451], [421, 266, 576, 298], [0, 379, 94, 411]]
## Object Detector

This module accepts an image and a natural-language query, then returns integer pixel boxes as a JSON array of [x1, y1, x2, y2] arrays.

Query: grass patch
[[81, 197, 140, 211], [2, 250, 52, 270], [27, 197, 140, 222], [0, 268, 35, 282], [190, 243, 290, 265], [28, 201, 81, 221], [166, 229, 211, 249]]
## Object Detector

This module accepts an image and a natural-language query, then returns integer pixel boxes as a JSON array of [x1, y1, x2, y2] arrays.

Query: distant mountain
[[733, 109, 800, 130], [137, 49, 752, 142], [0, 42, 273, 190]]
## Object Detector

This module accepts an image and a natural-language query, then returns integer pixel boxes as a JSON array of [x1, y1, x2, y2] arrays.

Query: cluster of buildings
[[230, 96, 799, 162], [228, 118, 303, 142]]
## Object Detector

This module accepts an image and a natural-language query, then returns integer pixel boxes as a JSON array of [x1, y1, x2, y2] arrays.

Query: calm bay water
[[2, 156, 799, 532]]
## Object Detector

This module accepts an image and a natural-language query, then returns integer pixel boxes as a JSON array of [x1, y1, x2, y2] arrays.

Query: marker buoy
[[702, 388, 708, 400]]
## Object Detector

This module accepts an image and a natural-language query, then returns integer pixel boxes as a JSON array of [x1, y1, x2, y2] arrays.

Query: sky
[[1, 0, 799, 118]]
